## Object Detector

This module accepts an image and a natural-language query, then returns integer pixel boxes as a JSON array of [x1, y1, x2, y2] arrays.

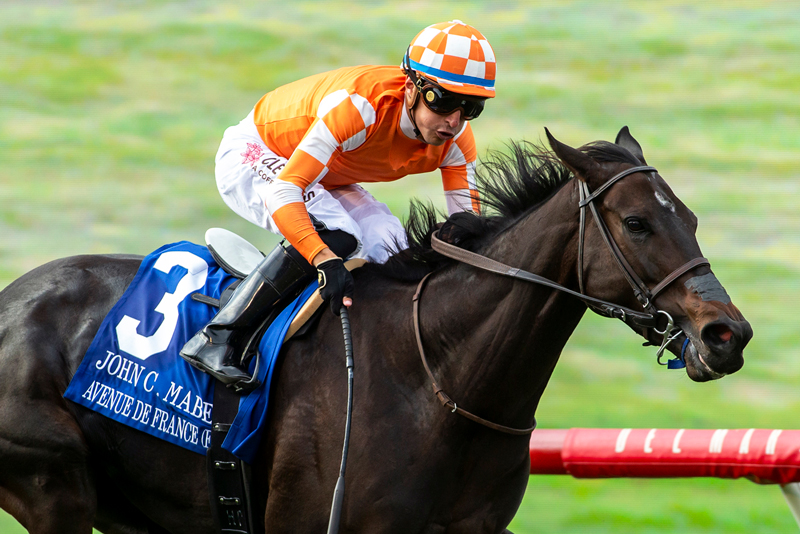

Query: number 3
[[116, 251, 208, 360]]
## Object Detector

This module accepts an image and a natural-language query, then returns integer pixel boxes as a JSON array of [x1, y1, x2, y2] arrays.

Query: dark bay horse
[[0, 128, 751, 533]]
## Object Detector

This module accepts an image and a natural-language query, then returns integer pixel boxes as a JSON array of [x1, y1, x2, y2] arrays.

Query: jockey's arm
[[266, 85, 379, 264], [440, 123, 480, 215], [265, 109, 359, 309]]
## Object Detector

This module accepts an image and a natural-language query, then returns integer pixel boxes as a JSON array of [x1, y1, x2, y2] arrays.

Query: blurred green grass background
[[1, 1, 799, 532]]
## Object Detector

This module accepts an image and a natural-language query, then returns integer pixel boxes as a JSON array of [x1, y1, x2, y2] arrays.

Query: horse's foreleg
[[0, 434, 97, 534], [0, 384, 97, 533]]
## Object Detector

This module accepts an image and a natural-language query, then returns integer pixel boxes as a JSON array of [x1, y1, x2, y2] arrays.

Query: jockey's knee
[[319, 229, 358, 259], [284, 229, 358, 273]]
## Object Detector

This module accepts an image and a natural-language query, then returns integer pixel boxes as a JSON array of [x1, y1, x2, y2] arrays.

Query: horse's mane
[[364, 139, 637, 281]]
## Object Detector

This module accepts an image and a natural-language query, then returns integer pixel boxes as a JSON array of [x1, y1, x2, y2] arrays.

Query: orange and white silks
[[215, 65, 479, 264]]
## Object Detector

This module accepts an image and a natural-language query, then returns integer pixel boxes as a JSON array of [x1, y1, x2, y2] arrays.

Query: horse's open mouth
[[683, 340, 727, 382]]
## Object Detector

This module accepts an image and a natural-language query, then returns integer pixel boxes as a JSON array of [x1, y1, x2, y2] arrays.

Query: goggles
[[415, 78, 486, 120]]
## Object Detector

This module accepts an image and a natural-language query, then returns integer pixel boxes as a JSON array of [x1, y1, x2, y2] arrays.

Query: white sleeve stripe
[[466, 160, 477, 189], [444, 189, 473, 214], [297, 121, 340, 165], [349, 93, 376, 128], [265, 179, 304, 214], [441, 141, 467, 168], [342, 129, 367, 152], [317, 89, 350, 118]]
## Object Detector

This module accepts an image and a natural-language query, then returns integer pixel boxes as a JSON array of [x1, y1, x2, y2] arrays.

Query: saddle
[[201, 228, 365, 341], [199, 228, 364, 534]]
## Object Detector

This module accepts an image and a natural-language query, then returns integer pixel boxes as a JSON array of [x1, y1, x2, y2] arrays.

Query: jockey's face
[[404, 78, 466, 146]]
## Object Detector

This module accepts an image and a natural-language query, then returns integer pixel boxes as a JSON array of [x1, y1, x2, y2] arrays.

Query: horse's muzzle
[[686, 317, 752, 381]]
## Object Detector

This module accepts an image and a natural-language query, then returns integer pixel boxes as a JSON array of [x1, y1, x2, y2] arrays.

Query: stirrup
[[231, 376, 261, 394]]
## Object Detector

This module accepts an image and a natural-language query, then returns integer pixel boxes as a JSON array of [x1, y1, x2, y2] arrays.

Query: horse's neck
[[425, 181, 585, 422]]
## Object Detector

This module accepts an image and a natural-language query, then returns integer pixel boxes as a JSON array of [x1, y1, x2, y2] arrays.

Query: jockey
[[181, 20, 496, 386]]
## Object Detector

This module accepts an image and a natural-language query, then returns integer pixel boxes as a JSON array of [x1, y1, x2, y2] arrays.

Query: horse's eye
[[625, 217, 646, 233]]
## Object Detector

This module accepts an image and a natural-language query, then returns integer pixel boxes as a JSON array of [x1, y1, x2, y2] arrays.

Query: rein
[[412, 165, 710, 436], [413, 272, 536, 436]]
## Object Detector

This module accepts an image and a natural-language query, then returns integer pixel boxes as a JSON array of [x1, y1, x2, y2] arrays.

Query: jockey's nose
[[445, 109, 462, 128]]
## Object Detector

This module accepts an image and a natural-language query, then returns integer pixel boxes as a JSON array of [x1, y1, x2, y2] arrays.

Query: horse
[[0, 127, 752, 533]]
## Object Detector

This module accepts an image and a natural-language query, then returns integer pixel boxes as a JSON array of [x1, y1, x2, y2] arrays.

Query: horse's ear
[[615, 126, 647, 164], [545, 128, 601, 184]]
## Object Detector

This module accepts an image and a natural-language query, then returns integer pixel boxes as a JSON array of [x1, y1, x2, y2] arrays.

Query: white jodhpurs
[[214, 110, 408, 264]]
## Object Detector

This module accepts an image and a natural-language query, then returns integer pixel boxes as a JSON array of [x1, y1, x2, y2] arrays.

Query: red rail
[[529, 428, 800, 484]]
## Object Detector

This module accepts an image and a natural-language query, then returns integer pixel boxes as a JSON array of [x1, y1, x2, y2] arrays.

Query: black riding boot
[[180, 244, 313, 386]]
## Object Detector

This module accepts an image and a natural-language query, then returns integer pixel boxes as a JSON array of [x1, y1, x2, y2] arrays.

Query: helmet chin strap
[[402, 51, 428, 143], [405, 84, 426, 143]]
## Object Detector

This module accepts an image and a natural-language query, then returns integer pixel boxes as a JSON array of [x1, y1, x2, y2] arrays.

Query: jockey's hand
[[316, 257, 354, 316]]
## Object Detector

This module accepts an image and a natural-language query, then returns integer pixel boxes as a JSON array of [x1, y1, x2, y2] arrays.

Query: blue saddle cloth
[[64, 241, 317, 464]]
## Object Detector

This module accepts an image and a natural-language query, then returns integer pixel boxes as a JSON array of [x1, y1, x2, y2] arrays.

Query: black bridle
[[413, 165, 710, 435]]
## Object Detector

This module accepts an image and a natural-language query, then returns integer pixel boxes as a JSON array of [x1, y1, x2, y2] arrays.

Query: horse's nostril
[[706, 323, 733, 344]]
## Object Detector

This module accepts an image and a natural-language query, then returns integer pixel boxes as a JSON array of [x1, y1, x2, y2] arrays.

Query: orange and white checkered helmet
[[403, 20, 496, 98]]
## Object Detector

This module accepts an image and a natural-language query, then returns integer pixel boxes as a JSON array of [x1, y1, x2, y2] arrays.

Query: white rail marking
[[709, 429, 728, 453], [767, 430, 783, 455], [644, 429, 657, 453], [672, 429, 685, 453], [739, 428, 756, 454], [615, 428, 632, 453]]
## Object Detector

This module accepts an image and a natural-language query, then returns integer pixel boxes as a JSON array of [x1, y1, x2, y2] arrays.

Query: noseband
[[413, 165, 709, 435]]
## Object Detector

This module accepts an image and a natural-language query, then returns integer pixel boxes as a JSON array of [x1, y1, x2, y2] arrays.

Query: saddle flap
[[205, 228, 265, 279]]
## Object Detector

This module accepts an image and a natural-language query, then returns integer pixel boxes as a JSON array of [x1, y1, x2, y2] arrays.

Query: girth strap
[[206, 385, 255, 534], [413, 272, 537, 436]]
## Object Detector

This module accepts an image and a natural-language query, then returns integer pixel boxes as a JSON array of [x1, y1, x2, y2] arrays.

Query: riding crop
[[326, 305, 354, 534]]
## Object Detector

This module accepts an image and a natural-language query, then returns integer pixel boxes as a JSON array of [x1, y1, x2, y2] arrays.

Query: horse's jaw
[[683, 340, 729, 382], [684, 338, 748, 383]]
